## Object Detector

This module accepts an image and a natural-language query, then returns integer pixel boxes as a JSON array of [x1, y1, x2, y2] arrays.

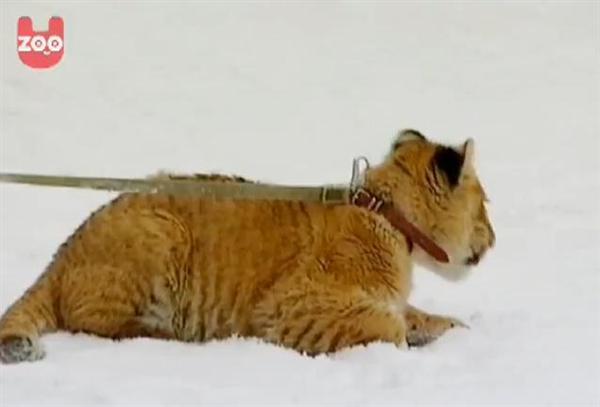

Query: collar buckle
[[351, 188, 383, 212]]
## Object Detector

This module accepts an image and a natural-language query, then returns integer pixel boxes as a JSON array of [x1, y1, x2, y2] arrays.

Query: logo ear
[[18, 17, 33, 33], [48, 16, 64, 35]]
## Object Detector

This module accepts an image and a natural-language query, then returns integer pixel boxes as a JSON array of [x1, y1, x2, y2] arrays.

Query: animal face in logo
[[17, 17, 64, 69]]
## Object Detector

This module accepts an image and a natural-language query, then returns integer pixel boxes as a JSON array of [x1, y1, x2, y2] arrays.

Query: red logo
[[17, 16, 64, 69]]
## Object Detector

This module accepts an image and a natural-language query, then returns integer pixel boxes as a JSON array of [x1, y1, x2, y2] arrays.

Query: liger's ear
[[431, 138, 475, 188], [391, 129, 427, 151], [462, 138, 475, 168]]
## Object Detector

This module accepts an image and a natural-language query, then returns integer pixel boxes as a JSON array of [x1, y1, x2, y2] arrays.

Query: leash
[[0, 172, 350, 204], [0, 157, 449, 263], [0, 157, 371, 203]]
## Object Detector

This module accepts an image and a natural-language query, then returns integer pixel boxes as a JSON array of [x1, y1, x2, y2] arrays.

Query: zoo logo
[[17, 16, 64, 69]]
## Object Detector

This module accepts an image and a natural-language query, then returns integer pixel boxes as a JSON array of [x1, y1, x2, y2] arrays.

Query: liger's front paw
[[405, 314, 468, 347]]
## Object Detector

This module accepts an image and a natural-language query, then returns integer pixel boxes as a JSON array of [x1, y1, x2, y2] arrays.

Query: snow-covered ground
[[1, 2, 598, 406]]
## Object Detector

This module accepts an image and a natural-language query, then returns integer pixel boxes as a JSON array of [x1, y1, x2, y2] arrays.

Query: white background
[[1, 1, 598, 406]]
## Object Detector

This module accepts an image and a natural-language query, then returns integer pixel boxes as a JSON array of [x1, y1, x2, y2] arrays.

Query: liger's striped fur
[[0, 130, 494, 363]]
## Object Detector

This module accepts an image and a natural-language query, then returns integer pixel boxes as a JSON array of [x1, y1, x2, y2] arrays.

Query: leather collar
[[351, 188, 450, 263]]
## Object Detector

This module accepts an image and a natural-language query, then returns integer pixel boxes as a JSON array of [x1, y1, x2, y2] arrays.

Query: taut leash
[[0, 172, 350, 204], [0, 157, 449, 263]]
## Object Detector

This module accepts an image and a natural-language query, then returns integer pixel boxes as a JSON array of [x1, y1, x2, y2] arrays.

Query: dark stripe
[[342, 304, 370, 319], [425, 171, 442, 196], [204, 270, 222, 338], [392, 158, 412, 177], [229, 278, 243, 326], [308, 330, 325, 350], [178, 301, 191, 334], [431, 166, 445, 188], [292, 319, 316, 349], [309, 318, 338, 350], [196, 320, 205, 341], [280, 326, 291, 343], [328, 327, 346, 352], [194, 270, 209, 339]]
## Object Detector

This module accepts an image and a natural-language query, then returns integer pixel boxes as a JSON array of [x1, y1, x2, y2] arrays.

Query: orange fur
[[0, 130, 494, 363]]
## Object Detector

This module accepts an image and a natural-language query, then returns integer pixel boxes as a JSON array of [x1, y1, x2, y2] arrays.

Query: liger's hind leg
[[59, 265, 176, 340], [0, 274, 57, 364], [57, 206, 192, 341]]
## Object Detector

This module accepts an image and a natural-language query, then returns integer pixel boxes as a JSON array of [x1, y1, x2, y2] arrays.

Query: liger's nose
[[465, 252, 481, 266]]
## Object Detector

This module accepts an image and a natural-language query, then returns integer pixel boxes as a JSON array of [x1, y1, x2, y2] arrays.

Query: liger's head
[[364, 129, 496, 280]]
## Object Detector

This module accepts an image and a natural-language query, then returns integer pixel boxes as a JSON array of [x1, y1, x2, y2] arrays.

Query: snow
[[1, 1, 599, 406]]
